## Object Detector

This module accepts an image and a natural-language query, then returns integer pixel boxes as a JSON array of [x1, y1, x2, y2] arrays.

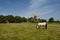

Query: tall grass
[[0, 23, 60, 40]]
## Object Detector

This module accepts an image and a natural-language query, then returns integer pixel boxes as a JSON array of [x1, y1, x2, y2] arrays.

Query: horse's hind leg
[[45, 24, 47, 29]]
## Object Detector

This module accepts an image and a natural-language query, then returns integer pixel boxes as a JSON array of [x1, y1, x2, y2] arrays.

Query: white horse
[[36, 22, 47, 29]]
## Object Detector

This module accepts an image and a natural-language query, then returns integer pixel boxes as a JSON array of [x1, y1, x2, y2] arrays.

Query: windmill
[[31, 13, 39, 23]]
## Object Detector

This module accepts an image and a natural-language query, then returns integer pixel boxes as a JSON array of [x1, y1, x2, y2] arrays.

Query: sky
[[0, 0, 60, 21]]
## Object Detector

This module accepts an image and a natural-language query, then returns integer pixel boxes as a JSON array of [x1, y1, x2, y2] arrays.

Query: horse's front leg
[[36, 25, 40, 29], [36, 25, 39, 29]]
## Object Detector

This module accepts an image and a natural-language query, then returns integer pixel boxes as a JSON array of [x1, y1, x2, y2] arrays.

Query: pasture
[[0, 23, 60, 40]]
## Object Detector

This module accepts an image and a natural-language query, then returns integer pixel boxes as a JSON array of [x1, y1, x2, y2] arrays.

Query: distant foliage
[[0, 15, 27, 23], [0, 15, 6, 23], [22, 17, 27, 22], [48, 17, 54, 23], [28, 17, 34, 23], [54, 20, 60, 23], [0, 15, 60, 23], [5, 15, 15, 23], [39, 19, 46, 22]]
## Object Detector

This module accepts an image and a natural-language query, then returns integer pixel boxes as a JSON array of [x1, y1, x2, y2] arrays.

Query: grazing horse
[[36, 22, 47, 29], [33, 15, 47, 29]]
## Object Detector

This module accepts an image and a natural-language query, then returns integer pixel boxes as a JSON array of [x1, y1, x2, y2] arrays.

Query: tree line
[[0, 15, 60, 23]]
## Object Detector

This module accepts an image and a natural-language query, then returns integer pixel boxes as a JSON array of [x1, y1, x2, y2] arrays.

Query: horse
[[36, 22, 47, 29]]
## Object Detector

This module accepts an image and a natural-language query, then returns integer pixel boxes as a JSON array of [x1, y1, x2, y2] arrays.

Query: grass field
[[0, 23, 60, 40]]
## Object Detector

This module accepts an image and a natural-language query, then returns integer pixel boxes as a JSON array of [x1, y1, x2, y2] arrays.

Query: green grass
[[0, 23, 60, 40]]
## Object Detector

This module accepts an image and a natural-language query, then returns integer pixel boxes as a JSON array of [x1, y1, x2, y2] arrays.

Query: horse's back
[[38, 22, 46, 25]]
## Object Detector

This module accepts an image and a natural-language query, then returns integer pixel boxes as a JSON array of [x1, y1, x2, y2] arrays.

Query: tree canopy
[[0, 15, 60, 23]]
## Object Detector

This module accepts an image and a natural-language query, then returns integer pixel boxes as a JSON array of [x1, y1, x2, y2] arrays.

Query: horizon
[[0, 0, 60, 21]]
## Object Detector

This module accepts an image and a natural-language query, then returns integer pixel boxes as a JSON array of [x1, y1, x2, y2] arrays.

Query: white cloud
[[30, 0, 46, 9], [27, 0, 48, 15], [28, 0, 59, 16], [25, 0, 60, 20]]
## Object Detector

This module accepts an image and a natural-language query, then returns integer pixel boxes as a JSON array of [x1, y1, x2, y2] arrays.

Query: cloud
[[28, 0, 60, 15], [25, 0, 50, 17], [27, 0, 48, 15], [30, 0, 46, 8], [25, 0, 60, 20]]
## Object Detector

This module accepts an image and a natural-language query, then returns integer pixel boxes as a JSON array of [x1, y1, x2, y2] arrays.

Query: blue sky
[[0, 0, 60, 21]]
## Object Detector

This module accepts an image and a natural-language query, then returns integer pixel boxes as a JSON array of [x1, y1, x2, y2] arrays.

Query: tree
[[40, 19, 46, 22], [55, 20, 60, 23], [37, 18, 47, 22], [48, 17, 54, 22], [15, 16, 22, 23], [5, 15, 15, 23], [22, 17, 27, 22], [28, 17, 34, 23], [0, 15, 6, 23]]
